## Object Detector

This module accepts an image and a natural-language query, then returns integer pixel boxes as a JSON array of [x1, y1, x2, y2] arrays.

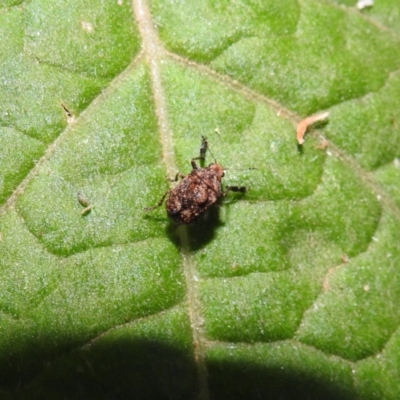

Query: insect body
[[145, 137, 246, 224], [166, 161, 225, 224]]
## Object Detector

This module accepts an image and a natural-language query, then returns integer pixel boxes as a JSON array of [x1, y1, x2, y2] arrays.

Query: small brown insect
[[145, 136, 247, 224], [77, 193, 92, 215]]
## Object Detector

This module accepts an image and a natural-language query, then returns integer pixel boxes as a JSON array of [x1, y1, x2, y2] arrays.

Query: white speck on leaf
[[81, 21, 94, 33], [357, 0, 373, 10]]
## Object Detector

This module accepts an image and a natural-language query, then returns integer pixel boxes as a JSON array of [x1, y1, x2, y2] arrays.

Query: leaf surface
[[1, 0, 400, 399]]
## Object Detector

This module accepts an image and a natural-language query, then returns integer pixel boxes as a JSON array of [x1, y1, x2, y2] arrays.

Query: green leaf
[[1, 0, 400, 399]]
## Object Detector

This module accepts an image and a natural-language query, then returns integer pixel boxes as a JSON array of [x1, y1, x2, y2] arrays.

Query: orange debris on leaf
[[296, 111, 329, 145]]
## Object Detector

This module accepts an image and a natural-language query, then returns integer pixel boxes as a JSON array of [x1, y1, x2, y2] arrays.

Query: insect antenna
[[207, 145, 218, 164], [224, 167, 258, 171]]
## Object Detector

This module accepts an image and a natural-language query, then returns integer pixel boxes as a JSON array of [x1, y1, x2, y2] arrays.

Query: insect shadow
[[166, 200, 225, 251]]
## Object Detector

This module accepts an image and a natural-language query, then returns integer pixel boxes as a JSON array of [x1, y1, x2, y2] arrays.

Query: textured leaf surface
[[1, 0, 400, 399]]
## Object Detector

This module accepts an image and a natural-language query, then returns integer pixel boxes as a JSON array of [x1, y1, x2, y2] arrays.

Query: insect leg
[[191, 136, 209, 168], [144, 191, 170, 211], [191, 159, 199, 169], [169, 172, 185, 182], [225, 185, 247, 194], [199, 135, 208, 160]]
